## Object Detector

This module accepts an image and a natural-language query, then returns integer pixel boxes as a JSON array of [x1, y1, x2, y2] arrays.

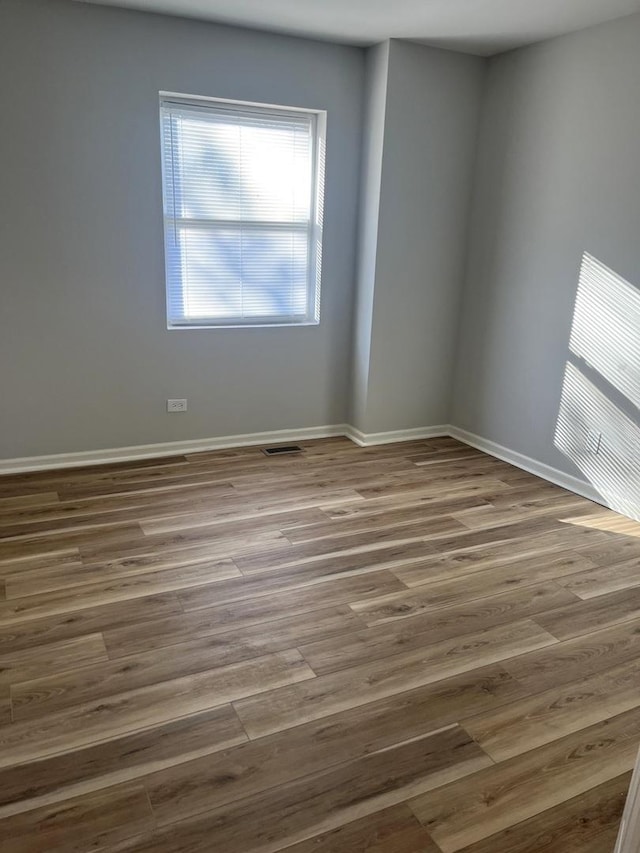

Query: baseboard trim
[[0, 424, 456, 474], [448, 425, 604, 505], [345, 425, 450, 447], [0, 425, 350, 474], [0, 421, 611, 515]]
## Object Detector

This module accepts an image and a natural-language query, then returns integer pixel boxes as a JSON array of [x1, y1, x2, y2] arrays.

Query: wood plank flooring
[[0, 436, 639, 851]]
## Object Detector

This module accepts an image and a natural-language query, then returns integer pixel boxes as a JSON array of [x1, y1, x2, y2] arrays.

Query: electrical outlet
[[586, 429, 602, 454], [167, 399, 188, 413]]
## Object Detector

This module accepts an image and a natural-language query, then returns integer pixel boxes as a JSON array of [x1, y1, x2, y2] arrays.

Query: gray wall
[[353, 40, 485, 434], [0, 0, 364, 457], [452, 13, 640, 517], [5, 0, 638, 513], [350, 42, 389, 431]]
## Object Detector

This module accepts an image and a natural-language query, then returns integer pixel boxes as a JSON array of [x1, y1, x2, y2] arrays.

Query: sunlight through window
[[569, 253, 640, 409], [555, 253, 640, 522], [160, 94, 326, 328], [555, 361, 640, 521]]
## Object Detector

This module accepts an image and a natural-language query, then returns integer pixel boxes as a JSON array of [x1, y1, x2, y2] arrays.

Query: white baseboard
[[0, 423, 452, 474], [0, 425, 350, 474], [0, 421, 610, 516], [345, 425, 450, 447], [448, 425, 604, 505]]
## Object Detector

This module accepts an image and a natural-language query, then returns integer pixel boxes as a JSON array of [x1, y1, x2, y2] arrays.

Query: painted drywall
[[452, 13, 640, 518], [0, 0, 364, 457], [353, 40, 485, 433], [349, 41, 389, 431]]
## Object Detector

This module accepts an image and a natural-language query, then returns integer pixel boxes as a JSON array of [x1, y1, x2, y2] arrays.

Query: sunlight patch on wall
[[555, 362, 640, 521], [570, 253, 640, 410]]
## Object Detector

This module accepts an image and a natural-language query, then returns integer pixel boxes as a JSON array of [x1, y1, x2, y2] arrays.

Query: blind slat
[[160, 95, 324, 327]]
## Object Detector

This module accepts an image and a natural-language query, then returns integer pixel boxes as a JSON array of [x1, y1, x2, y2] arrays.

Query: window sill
[[167, 320, 321, 330]]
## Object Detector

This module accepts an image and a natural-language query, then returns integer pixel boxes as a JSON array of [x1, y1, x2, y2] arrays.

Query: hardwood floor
[[0, 436, 639, 852]]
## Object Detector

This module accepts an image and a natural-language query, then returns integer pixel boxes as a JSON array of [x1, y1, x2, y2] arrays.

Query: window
[[159, 93, 325, 328]]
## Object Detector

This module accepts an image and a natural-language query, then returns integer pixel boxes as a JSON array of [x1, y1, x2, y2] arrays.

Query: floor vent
[[262, 445, 303, 456]]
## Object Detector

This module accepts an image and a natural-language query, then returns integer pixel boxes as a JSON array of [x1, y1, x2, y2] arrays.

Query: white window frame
[[159, 92, 326, 329]]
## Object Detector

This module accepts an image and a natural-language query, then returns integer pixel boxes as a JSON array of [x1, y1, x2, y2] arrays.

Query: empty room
[[2, 0, 640, 850]]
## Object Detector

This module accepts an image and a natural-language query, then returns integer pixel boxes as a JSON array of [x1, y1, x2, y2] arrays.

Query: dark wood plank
[[534, 586, 640, 640], [0, 685, 10, 726], [300, 582, 578, 675], [281, 497, 488, 543], [12, 610, 362, 721], [557, 556, 640, 599], [0, 522, 145, 561], [456, 772, 630, 853], [501, 617, 640, 693], [350, 553, 593, 625], [281, 805, 440, 853], [0, 633, 108, 687], [235, 619, 556, 738], [177, 569, 407, 626], [103, 603, 363, 659], [0, 650, 312, 768], [0, 593, 183, 655], [465, 657, 640, 760], [0, 559, 239, 623], [0, 436, 636, 853], [394, 533, 602, 587], [108, 726, 489, 853], [409, 706, 640, 852], [0, 783, 154, 853], [144, 665, 524, 827], [0, 706, 246, 818], [0, 493, 60, 509], [234, 520, 462, 574]]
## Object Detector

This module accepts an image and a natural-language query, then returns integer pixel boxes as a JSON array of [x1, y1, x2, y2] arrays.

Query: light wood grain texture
[[0, 685, 10, 726], [11, 614, 361, 721], [460, 772, 631, 853], [235, 619, 556, 738], [0, 650, 311, 768], [534, 586, 640, 640], [105, 726, 489, 853], [465, 657, 640, 760], [300, 583, 577, 675], [501, 617, 640, 693], [144, 666, 525, 826], [451, 493, 591, 530], [103, 602, 365, 660], [394, 535, 601, 587], [0, 560, 239, 623], [0, 493, 61, 509], [410, 707, 640, 852], [0, 706, 246, 818], [0, 782, 154, 853], [0, 436, 636, 851], [557, 557, 640, 599], [176, 568, 407, 625], [281, 804, 441, 853], [350, 553, 593, 625], [0, 592, 182, 655], [0, 633, 108, 686]]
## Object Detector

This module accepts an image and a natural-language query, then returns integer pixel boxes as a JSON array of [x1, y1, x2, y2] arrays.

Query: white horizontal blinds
[[160, 98, 317, 325]]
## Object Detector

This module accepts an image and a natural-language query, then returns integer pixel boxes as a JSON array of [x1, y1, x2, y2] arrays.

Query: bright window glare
[[176, 119, 312, 223], [160, 96, 325, 327]]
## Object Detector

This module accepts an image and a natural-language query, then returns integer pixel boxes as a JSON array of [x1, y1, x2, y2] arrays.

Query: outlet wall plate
[[167, 399, 188, 412]]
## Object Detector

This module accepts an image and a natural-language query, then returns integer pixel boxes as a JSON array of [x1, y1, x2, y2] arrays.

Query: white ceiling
[[77, 0, 640, 55]]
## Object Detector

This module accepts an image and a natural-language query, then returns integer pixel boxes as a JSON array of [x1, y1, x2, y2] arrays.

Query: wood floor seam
[[0, 436, 638, 852]]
